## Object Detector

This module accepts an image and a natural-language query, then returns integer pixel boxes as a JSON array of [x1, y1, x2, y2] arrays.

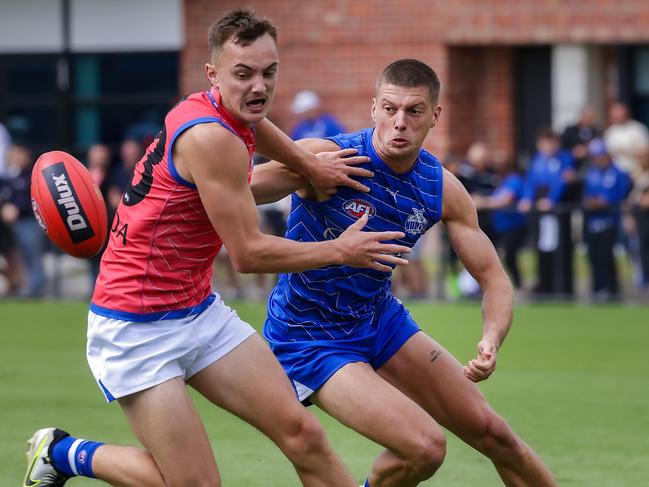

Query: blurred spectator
[[604, 102, 649, 288], [561, 106, 600, 167], [582, 139, 631, 301], [0, 121, 19, 294], [125, 110, 162, 148], [0, 145, 45, 297], [456, 142, 499, 195], [0, 183, 22, 296], [560, 105, 601, 202], [474, 156, 527, 290], [630, 146, 649, 288], [290, 90, 345, 140], [456, 142, 499, 240], [111, 138, 143, 194], [87, 143, 113, 202], [86, 144, 113, 290], [604, 101, 649, 180], [0, 120, 10, 176], [519, 128, 575, 296]]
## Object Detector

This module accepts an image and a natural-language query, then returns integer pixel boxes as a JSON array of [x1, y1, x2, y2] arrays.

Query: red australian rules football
[[30, 150, 108, 258]]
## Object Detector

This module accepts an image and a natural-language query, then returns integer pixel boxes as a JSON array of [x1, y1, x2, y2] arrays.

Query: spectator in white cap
[[290, 90, 345, 140]]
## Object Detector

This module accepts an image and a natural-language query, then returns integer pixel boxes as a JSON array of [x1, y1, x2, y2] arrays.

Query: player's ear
[[371, 98, 377, 122], [205, 63, 218, 88], [431, 105, 442, 128]]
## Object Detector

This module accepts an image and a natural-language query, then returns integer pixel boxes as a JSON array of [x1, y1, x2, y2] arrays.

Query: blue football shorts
[[264, 294, 421, 402]]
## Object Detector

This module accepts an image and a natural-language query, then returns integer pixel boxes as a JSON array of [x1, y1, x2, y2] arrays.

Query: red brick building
[[182, 0, 649, 163]]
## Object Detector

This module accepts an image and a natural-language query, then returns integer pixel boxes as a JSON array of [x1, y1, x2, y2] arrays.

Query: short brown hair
[[536, 127, 557, 141], [376, 59, 441, 104], [208, 9, 277, 59]]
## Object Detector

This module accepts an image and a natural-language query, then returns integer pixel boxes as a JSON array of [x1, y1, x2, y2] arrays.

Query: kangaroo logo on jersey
[[344, 199, 376, 218], [405, 208, 428, 236]]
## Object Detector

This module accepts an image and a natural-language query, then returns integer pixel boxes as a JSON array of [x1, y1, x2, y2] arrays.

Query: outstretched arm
[[173, 123, 409, 274], [442, 169, 513, 382], [250, 138, 371, 204], [254, 118, 371, 194], [250, 160, 306, 205]]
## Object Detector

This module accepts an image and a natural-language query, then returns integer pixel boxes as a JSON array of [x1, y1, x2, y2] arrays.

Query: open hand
[[307, 148, 373, 195], [336, 213, 410, 272]]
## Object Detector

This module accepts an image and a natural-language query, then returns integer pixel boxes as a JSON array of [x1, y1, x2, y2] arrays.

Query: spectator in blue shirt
[[290, 90, 345, 140], [560, 105, 601, 202], [519, 129, 575, 213], [519, 129, 576, 296], [583, 139, 632, 300], [474, 156, 527, 289]]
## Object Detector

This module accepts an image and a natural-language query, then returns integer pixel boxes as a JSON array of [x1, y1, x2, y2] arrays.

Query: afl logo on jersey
[[344, 199, 376, 218]]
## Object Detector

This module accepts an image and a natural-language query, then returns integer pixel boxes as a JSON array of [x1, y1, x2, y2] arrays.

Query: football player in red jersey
[[23, 9, 411, 487]]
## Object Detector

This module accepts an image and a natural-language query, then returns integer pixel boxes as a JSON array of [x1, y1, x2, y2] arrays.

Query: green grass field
[[1, 300, 648, 486]]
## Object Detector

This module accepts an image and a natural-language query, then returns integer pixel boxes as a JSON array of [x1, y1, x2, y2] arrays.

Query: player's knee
[[280, 412, 328, 460], [404, 430, 446, 479], [475, 412, 522, 459]]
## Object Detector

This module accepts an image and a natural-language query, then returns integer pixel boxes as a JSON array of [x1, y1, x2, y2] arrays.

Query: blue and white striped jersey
[[266, 128, 443, 340]]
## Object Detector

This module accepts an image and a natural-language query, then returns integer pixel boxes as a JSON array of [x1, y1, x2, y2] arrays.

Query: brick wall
[[182, 0, 649, 160], [441, 0, 649, 44], [447, 47, 514, 160]]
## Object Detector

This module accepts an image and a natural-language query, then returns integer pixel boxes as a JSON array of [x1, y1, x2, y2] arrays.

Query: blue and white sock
[[364, 479, 371, 487], [51, 435, 104, 478]]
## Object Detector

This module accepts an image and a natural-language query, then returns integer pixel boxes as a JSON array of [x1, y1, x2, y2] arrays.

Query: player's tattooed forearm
[[430, 350, 441, 362]]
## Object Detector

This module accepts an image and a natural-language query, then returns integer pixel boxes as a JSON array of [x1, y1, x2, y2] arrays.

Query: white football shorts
[[87, 294, 256, 402]]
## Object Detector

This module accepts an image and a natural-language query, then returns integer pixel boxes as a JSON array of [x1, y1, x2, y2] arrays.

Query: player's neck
[[211, 88, 255, 129]]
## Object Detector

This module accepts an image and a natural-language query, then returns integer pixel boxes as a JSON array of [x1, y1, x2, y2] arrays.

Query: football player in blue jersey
[[255, 59, 557, 486]]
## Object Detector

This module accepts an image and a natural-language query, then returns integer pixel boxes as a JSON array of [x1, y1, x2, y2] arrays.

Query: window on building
[[0, 52, 178, 158]]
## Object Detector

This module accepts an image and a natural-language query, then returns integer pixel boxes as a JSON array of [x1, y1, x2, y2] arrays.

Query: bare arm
[[174, 124, 409, 274], [442, 169, 513, 382], [254, 118, 371, 194], [250, 137, 372, 204], [250, 160, 306, 205]]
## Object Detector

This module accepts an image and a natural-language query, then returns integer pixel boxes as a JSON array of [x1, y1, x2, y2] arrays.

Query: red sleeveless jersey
[[91, 88, 255, 321]]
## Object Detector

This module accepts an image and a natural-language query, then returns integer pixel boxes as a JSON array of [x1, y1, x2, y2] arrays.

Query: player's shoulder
[[294, 128, 371, 155], [295, 137, 341, 153], [164, 91, 207, 122], [325, 127, 372, 149], [176, 121, 249, 174], [441, 167, 475, 221], [185, 121, 245, 151]]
